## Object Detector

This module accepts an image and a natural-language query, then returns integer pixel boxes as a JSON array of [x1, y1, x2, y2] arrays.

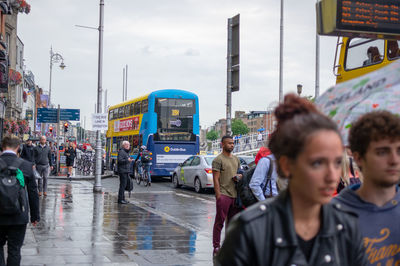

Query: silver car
[[172, 155, 255, 193], [172, 155, 215, 193]]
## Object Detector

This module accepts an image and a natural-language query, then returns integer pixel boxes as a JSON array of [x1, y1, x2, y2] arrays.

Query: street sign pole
[[56, 104, 60, 175], [94, 0, 104, 193], [226, 14, 240, 136]]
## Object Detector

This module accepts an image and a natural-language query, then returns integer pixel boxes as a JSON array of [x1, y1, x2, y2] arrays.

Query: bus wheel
[[172, 174, 181, 188], [194, 177, 203, 193]]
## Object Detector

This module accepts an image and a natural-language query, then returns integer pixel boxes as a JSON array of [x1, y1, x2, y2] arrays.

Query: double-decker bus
[[106, 89, 200, 177], [335, 38, 400, 84]]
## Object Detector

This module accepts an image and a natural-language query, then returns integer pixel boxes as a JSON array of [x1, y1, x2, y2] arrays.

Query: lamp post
[[49, 47, 66, 107], [297, 84, 303, 97]]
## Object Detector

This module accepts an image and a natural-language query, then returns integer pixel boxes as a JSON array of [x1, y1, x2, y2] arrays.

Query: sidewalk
[[20, 177, 210, 265]]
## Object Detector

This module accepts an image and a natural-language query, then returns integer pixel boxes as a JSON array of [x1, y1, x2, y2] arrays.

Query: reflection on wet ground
[[21, 179, 213, 265]]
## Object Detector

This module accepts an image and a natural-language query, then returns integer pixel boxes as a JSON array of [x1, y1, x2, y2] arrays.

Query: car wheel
[[194, 177, 203, 193], [172, 174, 181, 188]]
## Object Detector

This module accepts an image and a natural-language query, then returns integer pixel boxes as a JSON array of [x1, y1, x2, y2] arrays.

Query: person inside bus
[[387, 40, 400, 59], [363, 46, 382, 66]]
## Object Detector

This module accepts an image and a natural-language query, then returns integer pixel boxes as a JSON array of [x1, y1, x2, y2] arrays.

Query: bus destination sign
[[317, 0, 400, 38], [338, 0, 400, 34]]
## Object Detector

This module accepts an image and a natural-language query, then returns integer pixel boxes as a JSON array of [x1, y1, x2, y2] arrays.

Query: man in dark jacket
[[0, 135, 40, 266], [117, 141, 132, 204], [20, 139, 35, 163], [34, 136, 53, 197]]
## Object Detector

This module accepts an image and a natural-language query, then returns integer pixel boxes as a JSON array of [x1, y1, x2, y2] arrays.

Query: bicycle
[[134, 161, 152, 187]]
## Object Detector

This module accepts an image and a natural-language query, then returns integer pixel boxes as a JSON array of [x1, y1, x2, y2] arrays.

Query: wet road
[[21, 176, 218, 265]]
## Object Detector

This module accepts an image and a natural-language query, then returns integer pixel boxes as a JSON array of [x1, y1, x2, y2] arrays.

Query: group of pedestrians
[[212, 94, 400, 265]]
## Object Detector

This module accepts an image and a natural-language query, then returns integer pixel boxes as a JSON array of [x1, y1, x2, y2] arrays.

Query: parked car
[[172, 155, 255, 193]]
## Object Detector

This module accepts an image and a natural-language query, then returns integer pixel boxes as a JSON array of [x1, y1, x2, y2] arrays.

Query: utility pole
[[94, 0, 104, 193], [279, 0, 284, 102], [125, 64, 128, 101], [315, 22, 320, 98], [122, 67, 125, 101]]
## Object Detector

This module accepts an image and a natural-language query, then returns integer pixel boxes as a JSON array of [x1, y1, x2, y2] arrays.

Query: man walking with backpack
[[212, 135, 241, 257], [34, 136, 53, 197], [0, 135, 40, 266]]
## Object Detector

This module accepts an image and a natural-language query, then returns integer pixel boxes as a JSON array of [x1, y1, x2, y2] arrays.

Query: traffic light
[[64, 123, 68, 132], [49, 126, 53, 133]]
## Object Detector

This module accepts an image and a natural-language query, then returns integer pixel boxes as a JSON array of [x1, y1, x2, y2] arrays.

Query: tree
[[206, 130, 219, 141], [231, 119, 249, 136]]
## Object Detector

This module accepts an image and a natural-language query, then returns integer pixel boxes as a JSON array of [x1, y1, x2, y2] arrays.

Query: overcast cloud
[[18, 0, 337, 128]]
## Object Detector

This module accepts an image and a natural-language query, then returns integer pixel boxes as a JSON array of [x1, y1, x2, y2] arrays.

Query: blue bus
[[106, 89, 200, 176]]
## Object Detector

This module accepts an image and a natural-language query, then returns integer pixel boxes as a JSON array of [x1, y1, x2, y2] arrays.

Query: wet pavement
[[20, 176, 216, 265]]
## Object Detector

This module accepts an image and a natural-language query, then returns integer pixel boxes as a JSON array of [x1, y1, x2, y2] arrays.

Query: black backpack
[[0, 158, 27, 215], [236, 157, 273, 208]]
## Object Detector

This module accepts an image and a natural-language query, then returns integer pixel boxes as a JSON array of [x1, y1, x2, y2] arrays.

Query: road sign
[[317, 0, 400, 39], [60, 109, 80, 121], [37, 108, 57, 123], [92, 113, 108, 131]]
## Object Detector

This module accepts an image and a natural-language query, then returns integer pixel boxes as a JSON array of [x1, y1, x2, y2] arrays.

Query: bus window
[[129, 104, 134, 116], [388, 40, 400, 60], [154, 98, 195, 141], [346, 38, 384, 70], [134, 102, 141, 115], [118, 107, 124, 119], [124, 105, 130, 117], [142, 99, 148, 113], [109, 109, 113, 120]]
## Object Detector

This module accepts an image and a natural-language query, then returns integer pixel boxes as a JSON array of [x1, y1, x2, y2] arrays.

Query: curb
[[48, 174, 117, 181]]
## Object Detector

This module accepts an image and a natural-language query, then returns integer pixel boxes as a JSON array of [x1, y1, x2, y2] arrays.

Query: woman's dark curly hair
[[269, 94, 341, 177], [349, 110, 400, 158]]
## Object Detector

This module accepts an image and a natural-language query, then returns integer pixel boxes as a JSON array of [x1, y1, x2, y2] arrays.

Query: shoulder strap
[[261, 157, 273, 196], [0, 158, 7, 172]]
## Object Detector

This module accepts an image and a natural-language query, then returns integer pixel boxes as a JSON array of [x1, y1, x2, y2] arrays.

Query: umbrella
[[315, 60, 400, 145], [257, 128, 265, 132]]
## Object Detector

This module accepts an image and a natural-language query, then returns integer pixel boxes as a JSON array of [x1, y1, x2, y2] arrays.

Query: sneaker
[[43, 192, 47, 197], [213, 247, 220, 257], [38, 192, 42, 197]]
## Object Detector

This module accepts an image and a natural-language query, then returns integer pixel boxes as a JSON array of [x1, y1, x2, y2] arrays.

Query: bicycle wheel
[[144, 171, 149, 187], [135, 166, 141, 185]]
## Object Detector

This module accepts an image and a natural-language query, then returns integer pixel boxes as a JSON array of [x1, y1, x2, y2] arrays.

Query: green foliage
[[206, 130, 219, 141], [231, 119, 249, 136]]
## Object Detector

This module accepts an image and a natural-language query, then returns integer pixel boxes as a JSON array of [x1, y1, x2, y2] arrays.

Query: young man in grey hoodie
[[333, 110, 400, 266]]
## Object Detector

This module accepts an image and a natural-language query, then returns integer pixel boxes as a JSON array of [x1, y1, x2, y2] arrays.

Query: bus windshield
[[154, 98, 196, 141]]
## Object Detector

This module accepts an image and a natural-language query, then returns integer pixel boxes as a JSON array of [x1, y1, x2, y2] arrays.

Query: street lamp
[[297, 84, 303, 96], [49, 47, 66, 107]]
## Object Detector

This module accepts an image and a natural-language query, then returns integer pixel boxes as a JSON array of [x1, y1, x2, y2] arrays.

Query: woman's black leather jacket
[[216, 190, 367, 266]]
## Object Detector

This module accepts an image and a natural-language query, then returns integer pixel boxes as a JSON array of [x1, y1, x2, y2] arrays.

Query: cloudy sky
[[18, 0, 338, 128]]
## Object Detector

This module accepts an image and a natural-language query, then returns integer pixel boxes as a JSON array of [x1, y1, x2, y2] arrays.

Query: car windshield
[[204, 156, 216, 166]]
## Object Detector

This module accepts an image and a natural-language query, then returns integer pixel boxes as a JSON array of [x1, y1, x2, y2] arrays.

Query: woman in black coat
[[65, 142, 76, 179]]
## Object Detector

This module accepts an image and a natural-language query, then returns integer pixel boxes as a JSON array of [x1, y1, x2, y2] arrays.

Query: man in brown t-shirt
[[212, 135, 241, 256]]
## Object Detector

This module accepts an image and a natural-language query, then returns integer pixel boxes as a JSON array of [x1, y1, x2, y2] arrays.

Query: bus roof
[[108, 89, 198, 110]]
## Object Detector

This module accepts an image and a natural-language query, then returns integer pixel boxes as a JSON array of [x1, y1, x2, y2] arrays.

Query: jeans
[[36, 165, 49, 193], [118, 173, 128, 202], [0, 224, 27, 266], [212, 194, 240, 249]]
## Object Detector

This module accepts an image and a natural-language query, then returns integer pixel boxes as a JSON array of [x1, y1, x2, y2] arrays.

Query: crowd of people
[[212, 94, 400, 266]]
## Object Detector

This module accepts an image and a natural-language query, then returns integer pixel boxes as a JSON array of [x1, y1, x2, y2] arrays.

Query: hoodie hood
[[335, 184, 400, 212]]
